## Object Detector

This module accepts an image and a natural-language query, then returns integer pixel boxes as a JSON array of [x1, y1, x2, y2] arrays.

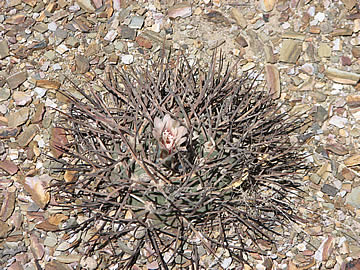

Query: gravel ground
[[1, 0, 360, 269]]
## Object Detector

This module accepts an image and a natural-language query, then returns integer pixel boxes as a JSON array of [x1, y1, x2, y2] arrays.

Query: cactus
[[52, 51, 307, 268]]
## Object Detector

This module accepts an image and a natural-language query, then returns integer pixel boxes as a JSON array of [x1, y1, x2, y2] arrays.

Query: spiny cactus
[[51, 51, 307, 269]]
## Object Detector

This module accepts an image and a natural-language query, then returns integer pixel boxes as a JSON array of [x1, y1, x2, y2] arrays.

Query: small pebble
[[52, 63, 62, 70], [121, 54, 133, 64], [48, 21, 57, 31]]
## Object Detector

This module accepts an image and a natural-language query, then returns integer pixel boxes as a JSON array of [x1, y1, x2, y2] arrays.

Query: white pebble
[[256, 264, 266, 270], [9, 149, 18, 160], [52, 63, 62, 71], [282, 22, 291, 29], [69, 4, 80, 12], [36, 161, 43, 169], [40, 62, 50, 71], [45, 98, 57, 108], [339, 190, 347, 197], [297, 243, 307, 251], [56, 44, 69, 54], [150, 23, 161, 33], [0, 104, 7, 114], [34, 87, 47, 98], [333, 38, 341, 51], [80, 257, 98, 270], [48, 21, 57, 31], [307, 6, 315, 16], [121, 54, 133, 64], [220, 258, 232, 268], [104, 29, 118, 42], [329, 115, 348, 129], [314, 12, 325, 22]]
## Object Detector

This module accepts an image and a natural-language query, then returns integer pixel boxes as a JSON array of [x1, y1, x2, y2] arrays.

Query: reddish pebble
[[302, 249, 314, 256], [136, 36, 152, 49], [341, 56, 352, 66], [0, 160, 19, 175]]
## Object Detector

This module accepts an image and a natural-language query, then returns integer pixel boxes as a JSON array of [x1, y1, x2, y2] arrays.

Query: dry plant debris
[[51, 52, 307, 269]]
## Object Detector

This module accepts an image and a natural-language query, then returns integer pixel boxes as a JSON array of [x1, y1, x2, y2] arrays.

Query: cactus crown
[[52, 52, 306, 268]]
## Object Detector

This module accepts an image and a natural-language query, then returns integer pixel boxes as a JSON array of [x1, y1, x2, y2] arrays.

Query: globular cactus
[[52, 51, 307, 269]]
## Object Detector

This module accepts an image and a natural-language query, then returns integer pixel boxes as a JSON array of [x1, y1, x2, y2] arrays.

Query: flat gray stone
[[128, 16, 144, 29], [33, 22, 48, 33], [16, 124, 40, 147], [318, 43, 331, 58], [230, 8, 247, 29], [6, 71, 27, 89], [75, 55, 90, 74], [76, 0, 95, 12], [65, 36, 80, 48], [321, 184, 338, 197], [0, 88, 10, 101], [279, 40, 302, 63], [346, 187, 360, 208], [44, 236, 57, 247], [0, 40, 10, 59], [119, 25, 136, 40], [325, 68, 360, 85], [44, 50, 56, 61], [8, 107, 30, 128], [55, 28, 68, 40]]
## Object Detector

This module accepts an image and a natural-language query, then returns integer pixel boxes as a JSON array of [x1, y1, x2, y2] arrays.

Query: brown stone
[[5, 14, 26, 25], [342, 0, 357, 10], [36, 220, 59, 231], [341, 56, 352, 66], [265, 64, 281, 99], [0, 191, 16, 221], [344, 154, 360, 166], [13, 91, 32, 106], [6, 71, 27, 89], [45, 2, 57, 13], [352, 46, 360, 58], [0, 127, 20, 138], [64, 170, 77, 182], [325, 68, 360, 85], [325, 143, 349, 156], [230, 8, 247, 29], [36, 80, 61, 90], [45, 261, 72, 270], [0, 40, 10, 59], [50, 127, 69, 158], [0, 220, 11, 238], [30, 233, 44, 260], [279, 40, 302, 63], [168, 2, 192, 19], [8, 107, 30, 128], [331, 28, 353, 37], [17, 124, 40, 147], [75, 0, 95, 12], [136, 36, 152, 49], [75, 55, 90, 74], [0, 160, 18, 175], [341, 168, 356, 181], [260, 0, 276, 12], [309, 26, 321, 34], [23, 0, 37, 6], [31, 103, 46, 124], [264, 45, 276, 63], [23, 175, 51, 209], [346, 95, 360, 108], [235, 35, 248, 48]]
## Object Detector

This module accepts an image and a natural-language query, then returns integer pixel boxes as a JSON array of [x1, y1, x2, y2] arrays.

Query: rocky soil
[[0, 0, 360, 269]]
